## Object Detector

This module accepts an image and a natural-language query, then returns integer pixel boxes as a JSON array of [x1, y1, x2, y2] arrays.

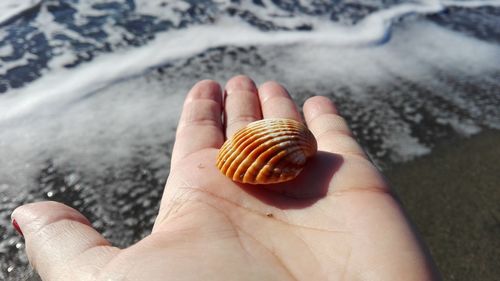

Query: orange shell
[[216, 118, 317, 184]]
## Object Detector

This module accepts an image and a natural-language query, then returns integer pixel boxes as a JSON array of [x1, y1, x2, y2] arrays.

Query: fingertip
[[223, 75, 262, 137], [173, 79, 227, 166], [303, 96, 365, 156], [258, 81, 290, 102], [225, 75, 257, 93], [11, 201, 92, 236], [303, 96, 339, 121], [258, 80, 302, 121], [185, 79, 222, 104], [11, 201, 116, 279]]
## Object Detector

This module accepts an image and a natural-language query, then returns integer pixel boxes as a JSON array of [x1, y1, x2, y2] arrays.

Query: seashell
[[216, 118, 317, 184]]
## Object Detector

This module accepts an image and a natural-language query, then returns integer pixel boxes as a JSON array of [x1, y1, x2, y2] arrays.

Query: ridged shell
[[216, 118, 317, 184]]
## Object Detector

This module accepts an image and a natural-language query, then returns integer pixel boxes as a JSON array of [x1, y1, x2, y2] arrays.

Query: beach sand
[[384, 130, 500, 281]]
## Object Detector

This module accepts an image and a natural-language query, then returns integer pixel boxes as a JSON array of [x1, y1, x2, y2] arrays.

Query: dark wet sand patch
[[384, 130, 500, 281]]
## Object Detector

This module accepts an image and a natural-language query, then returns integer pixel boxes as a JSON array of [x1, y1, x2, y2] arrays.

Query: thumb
[[11, 201, 119, 281]]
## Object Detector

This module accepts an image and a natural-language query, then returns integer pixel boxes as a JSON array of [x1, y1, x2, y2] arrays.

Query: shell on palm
[[216, 118, 317, 184]]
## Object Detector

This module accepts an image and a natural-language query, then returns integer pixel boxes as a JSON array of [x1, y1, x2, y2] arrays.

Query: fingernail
[[12, 219, 23, 237]]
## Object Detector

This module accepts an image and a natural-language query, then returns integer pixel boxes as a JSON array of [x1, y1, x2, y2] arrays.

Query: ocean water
[[0, 0, 499, 280]]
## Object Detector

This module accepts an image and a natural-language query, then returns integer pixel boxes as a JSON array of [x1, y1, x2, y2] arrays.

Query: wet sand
[[384, 130, 500, 281]]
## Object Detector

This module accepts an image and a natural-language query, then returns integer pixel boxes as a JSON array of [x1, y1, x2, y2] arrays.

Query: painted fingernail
[[12, 219, 23, 237]]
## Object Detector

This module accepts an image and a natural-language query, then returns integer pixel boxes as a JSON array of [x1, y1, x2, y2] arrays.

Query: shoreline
[[384, 129, 500, 281]]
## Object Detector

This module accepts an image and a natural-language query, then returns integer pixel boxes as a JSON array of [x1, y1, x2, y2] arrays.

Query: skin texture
[[12, 75, 439, 281]]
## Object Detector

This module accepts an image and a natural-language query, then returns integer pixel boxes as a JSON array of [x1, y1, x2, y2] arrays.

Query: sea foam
[[1, 18, 499, 190], [0, 0, 499, 188]]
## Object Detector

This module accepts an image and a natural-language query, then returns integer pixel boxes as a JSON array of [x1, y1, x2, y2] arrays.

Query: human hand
[[12, 75, 438, 280]]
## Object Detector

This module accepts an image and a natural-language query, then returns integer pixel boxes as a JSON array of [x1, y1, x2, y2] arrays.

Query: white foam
[[1, 18, 500, 185], [34, 4, 101, 48], [442, 0, 500, 8], [6, 0, 500, 121], [0, 51, 37, 75], [0, 0, 41, 25], [0, 72, 186, 188], [135, 0, 191, 24], [1, 1, 500, 189], [0, 44, 13, 57]]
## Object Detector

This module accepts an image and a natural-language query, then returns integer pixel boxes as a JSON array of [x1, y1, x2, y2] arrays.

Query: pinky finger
[[303, 96, 367, 158]]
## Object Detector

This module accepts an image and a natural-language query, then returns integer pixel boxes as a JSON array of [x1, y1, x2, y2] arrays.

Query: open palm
[[12, 76, 437, 281]]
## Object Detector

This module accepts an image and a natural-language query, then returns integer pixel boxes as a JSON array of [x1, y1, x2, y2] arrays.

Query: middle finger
[[224, 75, 262, 138]]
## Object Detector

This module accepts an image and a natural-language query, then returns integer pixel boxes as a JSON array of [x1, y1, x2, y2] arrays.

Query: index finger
[[171, 80, 224, 168]]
